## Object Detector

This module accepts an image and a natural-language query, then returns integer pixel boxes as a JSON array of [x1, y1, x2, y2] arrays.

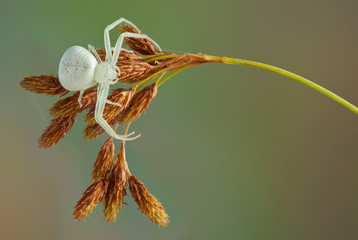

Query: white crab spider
[[58, 18, 161, 141]]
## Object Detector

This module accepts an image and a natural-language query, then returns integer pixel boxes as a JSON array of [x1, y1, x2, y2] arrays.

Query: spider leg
[[78, 89, 84, 108], [104, 18, 139, 62], [95, 83, 141, 140], [88, 44, 102, 63], [110, 32, 161, 66]]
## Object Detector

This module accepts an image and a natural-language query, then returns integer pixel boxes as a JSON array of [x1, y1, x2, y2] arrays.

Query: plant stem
[[157, 66, 192, 87], [122, 123, 131, 176], [203, 55, 358, 115], [133, 68, 169, 90]]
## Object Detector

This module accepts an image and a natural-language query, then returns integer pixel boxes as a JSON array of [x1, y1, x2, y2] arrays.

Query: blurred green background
[[1, 0, 358, 239]]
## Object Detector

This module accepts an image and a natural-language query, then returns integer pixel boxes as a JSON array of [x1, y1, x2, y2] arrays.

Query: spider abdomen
[[59, 46, 98, 91]]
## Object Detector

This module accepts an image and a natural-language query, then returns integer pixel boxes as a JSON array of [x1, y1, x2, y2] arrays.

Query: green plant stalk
[[133, 68, 169, 91], [157, 66, 192, 87], [201, 55, 358, 115], [147, 53, 358, 115]]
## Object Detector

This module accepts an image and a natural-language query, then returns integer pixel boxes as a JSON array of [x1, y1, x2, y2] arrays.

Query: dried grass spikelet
[[73, 178, 108, 220], [118, 82, 158, 124], [117, 60, 153, 83], [38, 114, 76, 148], [150, 53, 209, 73], [128, 176, 169, 226], [103, 142, 127, 222], [119, 25, 157, 55], [96, 48, 143, 62], [92, 137, 115, 180], [39, 87, 97, 148], [49, 87, 97, 117], [83, 87, 137, 140], [20, 74, 69, 96]]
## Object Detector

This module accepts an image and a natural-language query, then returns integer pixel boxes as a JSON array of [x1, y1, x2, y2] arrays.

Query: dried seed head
[[49, 87, 97, 118], [96, 48, 143, 62], [103, 142, 127, 222], [128, 175, 169, 226], [119, 25, 157, 55], [38, 114, 76, 148], [150, 53, 208, 73], [92, 137, 115, 180], [83, 87, 136, 140], [20, 74, 69, 96], [118, 82, 157, 124], [73, 178, 108, 220], [117, 60, 153, 83]]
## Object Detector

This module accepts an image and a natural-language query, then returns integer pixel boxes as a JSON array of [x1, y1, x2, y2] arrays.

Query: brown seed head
[[103, 142, 127, 222], [149, 53, 209, 73], [96, 48, 143, 62], [117, 60, 153, 83], [73, 178, 108, 220], [118, 82, 158, 125], [38, 114, 76, 148], [119, 25, 157, 55], [49, 87, 97, 118], [128, 175, 169, 226], [20, 74, 69, 96], [92, 137, 115, 180]]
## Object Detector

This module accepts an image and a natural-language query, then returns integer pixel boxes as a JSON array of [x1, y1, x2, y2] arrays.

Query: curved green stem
[[133, 68, 169, 90], [157, 66, 192, 87], [204, 55, 358, 115]]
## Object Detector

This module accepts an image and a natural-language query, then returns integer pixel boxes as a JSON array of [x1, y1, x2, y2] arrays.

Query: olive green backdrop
[[1, 0, 358, 239]]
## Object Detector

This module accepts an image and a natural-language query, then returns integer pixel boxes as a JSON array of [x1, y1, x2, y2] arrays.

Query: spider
[[58, 18, 161, 141]]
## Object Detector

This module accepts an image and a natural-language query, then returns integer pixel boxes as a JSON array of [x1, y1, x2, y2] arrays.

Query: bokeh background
[[1, 0, 358, 239]]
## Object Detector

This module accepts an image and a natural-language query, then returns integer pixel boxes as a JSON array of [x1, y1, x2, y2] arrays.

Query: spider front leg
[[104, 18, 140, 62], [95, 82, 140, 141], [104, 18, 161, 63]]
